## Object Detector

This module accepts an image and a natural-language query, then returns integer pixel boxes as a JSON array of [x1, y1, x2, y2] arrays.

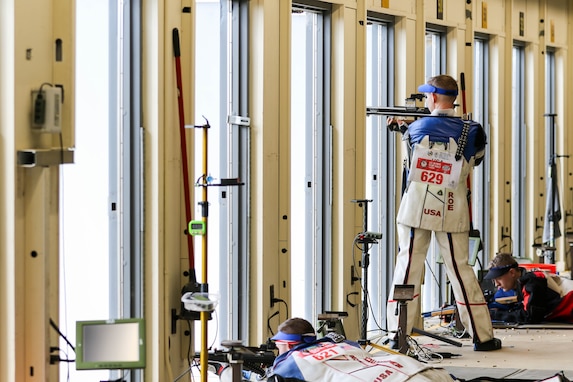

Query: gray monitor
[[75, 318, 146, 370]]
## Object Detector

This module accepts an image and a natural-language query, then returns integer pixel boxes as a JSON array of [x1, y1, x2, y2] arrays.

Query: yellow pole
[[200, 125, 209, 382]]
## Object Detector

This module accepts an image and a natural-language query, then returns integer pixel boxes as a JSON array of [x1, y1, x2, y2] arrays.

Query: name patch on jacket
[[410, 145, 462, 189], [288, 342, 436, 382]]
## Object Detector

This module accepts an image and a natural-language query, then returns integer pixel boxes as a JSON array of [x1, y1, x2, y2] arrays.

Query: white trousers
[[387, 224, 494, 344]]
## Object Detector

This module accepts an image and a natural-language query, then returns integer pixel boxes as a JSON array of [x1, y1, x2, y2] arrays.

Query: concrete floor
[[193, 320, 573, 381], [401, 321, 573, 381]]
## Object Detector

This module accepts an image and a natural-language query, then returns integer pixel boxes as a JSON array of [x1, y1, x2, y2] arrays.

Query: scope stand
[[395, 304, 463, 352], [317, 311, 348, 338], [392, 284, 415, 354], [173, 341, 256, 382], [396, 300, 409, 354], [351, 199, 375, 344], [220, 341, 246, 382], [394, 285, 462, 353]]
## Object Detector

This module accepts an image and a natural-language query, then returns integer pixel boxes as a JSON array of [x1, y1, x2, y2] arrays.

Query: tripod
[[543, 113, 569, 264], [392, 284, 462, 353], [351, 199, 379, 343]]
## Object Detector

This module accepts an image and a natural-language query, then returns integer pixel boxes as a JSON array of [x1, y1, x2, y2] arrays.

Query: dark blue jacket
[[405, 116, 486, 164]]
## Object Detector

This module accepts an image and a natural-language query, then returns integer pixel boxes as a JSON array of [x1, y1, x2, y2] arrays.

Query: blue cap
[[484, 263, 518, 279], [418, 83, 458, 96], [271, 331, 316, 343]]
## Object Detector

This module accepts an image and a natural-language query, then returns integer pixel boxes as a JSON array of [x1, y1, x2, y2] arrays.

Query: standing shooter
[[386, 74, 501, 351]]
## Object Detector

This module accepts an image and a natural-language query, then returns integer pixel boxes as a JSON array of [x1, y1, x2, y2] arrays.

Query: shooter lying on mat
[[485, 253, 573, 324]]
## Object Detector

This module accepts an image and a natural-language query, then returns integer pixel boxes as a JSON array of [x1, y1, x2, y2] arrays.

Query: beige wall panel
[[52, 0, 75, 149], [423, 0, 465, 26], [447, 27, 463, 87], [330, 3, 361, 340], [22, 168, 60, 382], [366, 0, 416, 15], [153, 0, 199, 379], [13, 0, 74, 152], [141, 0, 168, 379], [512, 0, 540, 41], [333, 0, 358, 5], [547, 0, 569, 46], [178, 258, 194, 359], [486, 34, 508, 258], [164, 19, 195, 377], [248, 0, 289, 346], [512, 0, 526, 28], [9, 0, 75, 381], [14, 1, 53, 151], [423, 0, 437, 16], [477, 0, 507, 35], [525, 1, 541, 42], [445, 0, 466, 24]]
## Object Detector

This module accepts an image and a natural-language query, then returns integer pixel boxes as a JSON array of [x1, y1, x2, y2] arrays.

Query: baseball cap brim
[[418, 83, 458, 96], [484, 263, 518, 279], [271, 331, 316, 343]]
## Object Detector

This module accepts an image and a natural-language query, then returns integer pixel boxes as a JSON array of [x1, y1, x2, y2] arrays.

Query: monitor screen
[[467, 236, 481, 266], [75, 318, 146, 370], [437, 236, 481, 266]]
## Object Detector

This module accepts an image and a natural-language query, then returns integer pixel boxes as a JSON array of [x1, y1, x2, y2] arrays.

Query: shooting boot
[[473, 337, 502, 351]]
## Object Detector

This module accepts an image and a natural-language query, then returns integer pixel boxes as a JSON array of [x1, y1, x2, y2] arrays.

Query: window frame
[[364, 12, 396, 336], [290, 1, 332, 321], [511, 42, 526, 257]]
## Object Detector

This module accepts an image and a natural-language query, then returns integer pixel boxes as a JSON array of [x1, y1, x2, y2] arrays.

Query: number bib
[[409, 144, 463, 189]]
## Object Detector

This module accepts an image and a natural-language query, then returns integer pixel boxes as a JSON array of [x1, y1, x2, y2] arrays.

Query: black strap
[[455, 122, 470, 161]]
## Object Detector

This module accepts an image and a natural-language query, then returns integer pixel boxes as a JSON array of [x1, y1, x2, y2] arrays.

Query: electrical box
[[31, 86, 62, 133]]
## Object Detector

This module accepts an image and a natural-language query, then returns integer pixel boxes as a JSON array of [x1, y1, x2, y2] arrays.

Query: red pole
[[173, 28, 195, 273], [460, 72, 474, 225], [460, 72, 468, 118]]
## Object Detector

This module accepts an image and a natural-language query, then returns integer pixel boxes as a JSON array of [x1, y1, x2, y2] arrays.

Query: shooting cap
[[271, 331, 317, 343], [484, 263, 519, 279], [418, 74, 459, 96], [272, 317, 317, 343], [418, 84, 458, 96]]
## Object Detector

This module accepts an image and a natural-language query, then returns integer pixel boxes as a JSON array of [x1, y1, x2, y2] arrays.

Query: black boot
[[474, 337, 502, 351]]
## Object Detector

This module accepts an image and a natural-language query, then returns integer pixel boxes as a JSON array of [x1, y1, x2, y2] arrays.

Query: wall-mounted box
[[17, 148, 74, 167], [31, 86, 63, 133]]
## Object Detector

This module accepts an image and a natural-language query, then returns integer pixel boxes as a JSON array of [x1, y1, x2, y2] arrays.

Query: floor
[[192, 320, 573, 381], [383, 320, 573, 381]]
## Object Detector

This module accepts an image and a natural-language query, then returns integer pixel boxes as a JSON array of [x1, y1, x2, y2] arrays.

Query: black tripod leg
[[412, 327, 463, 347], [398, 302, 409, 354]]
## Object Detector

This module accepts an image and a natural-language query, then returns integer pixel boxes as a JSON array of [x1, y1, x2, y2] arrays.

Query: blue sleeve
[[407, 117, 486, 162], [488, 289, 517, 310], [270, 351, 306, 381]]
